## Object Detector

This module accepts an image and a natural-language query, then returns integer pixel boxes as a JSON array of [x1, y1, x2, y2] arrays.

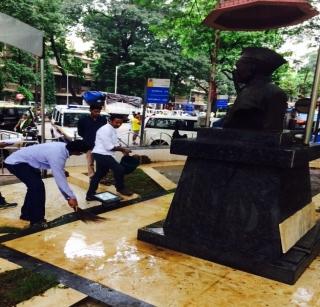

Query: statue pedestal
[[138, 128, 320, 284]]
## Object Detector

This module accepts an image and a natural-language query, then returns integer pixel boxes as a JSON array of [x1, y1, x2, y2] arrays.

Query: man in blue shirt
[[77, 104, 107, 178], [4, 140, 90, 228]]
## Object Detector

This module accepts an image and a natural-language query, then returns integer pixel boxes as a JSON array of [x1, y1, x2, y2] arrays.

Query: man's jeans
[[5, 163, 45, 223], [87, 154, 125, 196]]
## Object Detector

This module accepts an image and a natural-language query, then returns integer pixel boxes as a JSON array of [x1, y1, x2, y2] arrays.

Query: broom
[[74, 206, 107, 223]]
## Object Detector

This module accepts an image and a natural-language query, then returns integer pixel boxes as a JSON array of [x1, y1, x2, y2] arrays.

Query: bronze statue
[[223, 47, 288, 131]]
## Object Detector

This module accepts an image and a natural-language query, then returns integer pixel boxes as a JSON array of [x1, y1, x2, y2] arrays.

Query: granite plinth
[[138, 220, 320, 285], [138, 128, 320, 283], [171, 129, 319, 168]]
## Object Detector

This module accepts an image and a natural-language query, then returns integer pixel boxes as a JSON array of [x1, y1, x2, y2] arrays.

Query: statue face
[[233, 58, 256, 84]]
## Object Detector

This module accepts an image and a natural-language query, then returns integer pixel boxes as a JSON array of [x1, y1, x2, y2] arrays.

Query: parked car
[[51, 104, 109, 141], [143, 114, 201, 146], [0, 102, 34, 131]]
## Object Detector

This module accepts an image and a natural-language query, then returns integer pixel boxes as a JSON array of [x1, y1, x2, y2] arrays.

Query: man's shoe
[[86, 195, 96, 201], [0, 202, 18, 210], [29, 220, 48, 230], [116, 188, 133, 196], [20, 214, 30, 221]]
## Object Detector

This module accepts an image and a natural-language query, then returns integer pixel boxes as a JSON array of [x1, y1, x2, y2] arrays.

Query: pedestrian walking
[[77, 104, 107, 178], [131, 113, 141, 145]]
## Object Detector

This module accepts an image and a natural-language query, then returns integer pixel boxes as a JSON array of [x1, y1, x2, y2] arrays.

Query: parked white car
[[143, 114, 201, 146], [51, 105, 109, 141]]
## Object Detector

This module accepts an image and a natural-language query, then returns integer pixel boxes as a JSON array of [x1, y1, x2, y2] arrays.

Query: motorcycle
[[23, 126, 41, 144]]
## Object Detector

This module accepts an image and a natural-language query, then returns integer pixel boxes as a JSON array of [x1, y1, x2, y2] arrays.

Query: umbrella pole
[[304, 46, 320, 145]]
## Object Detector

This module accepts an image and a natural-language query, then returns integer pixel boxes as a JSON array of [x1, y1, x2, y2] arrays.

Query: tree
[[81, 0, 211, 98], [0, 0, 85, 100], [133, 0, 287, 113]]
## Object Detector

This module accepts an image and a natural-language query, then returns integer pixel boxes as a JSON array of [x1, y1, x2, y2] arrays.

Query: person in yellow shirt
[[131, 113, 141, 145]]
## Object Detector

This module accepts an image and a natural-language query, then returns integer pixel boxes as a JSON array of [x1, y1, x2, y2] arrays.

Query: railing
[[0, 130, 39, 175], [117, 130, 197, 147], [118, 131, 144, 147]]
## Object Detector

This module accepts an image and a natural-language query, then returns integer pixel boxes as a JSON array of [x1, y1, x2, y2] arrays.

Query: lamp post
[[114, 62, 135, 94], [66, 70, 69, 107]]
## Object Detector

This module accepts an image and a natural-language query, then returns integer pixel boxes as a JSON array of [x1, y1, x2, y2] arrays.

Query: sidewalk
[[1, 160, 320, 306]]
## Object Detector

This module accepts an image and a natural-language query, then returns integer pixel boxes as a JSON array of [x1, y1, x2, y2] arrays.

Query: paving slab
[[17, 284, 86, 307], [0, 257, 21, 273], [139, 166, 177, 190], [3, 193, 320, 306], [67, 169, 139, 201], [0, 178, 103, 229]]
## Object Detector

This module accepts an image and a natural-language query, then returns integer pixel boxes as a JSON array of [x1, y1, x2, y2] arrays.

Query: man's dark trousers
[[87, 154, 125, 196], [5, 163, 45, 223]]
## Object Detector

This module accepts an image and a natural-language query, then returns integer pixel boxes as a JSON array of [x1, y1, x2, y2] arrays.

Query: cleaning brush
[[74, 207, 107, 223]]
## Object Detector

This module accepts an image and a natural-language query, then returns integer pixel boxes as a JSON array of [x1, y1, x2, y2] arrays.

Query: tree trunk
[[206, 30, 220, 127]]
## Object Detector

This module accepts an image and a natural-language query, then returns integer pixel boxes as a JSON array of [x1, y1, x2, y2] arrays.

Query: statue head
[[233, 47, 287, 84]]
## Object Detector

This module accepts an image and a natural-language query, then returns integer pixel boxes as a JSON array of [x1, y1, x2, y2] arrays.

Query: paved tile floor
[[2, 162, 320, 306], [3, 193, 320, 306]]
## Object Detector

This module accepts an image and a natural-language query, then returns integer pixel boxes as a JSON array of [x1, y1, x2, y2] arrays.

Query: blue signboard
[[146, 87, 170, 103], [146, 78, 170, 104], [216, 98, 228, 109]]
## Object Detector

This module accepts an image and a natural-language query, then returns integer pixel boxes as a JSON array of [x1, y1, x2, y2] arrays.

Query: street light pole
[[66, 70, 69, 107], [115, 65, 119, 94], [114, 62, 135, 94]]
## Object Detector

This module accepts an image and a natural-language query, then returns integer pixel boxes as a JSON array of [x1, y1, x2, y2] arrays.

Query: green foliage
[[82, 0, 210, 98], [0, 46, 38, 98], [134, 0, 285, 99], [17, 85, 34, 101], [44, 58, 56, 105], [0, 0, 84, 99]]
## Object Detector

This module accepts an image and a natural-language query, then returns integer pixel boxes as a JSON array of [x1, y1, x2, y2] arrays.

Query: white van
[[51, 105, 109, 141], [144, 115, 200, 146]]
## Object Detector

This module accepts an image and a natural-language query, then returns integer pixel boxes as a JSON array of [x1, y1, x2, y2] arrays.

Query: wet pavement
[[1, 161, 320, 306], [3, 193, 320, 306]]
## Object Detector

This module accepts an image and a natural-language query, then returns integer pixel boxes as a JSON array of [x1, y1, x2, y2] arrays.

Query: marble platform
[[3, 194, 320, 306]]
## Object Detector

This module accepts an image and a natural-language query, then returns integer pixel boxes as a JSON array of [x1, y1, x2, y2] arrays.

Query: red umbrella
[[203, 0, 318, 31]]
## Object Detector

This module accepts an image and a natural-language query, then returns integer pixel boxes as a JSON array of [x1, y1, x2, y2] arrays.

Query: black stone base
[[138, 220, 320, 285]]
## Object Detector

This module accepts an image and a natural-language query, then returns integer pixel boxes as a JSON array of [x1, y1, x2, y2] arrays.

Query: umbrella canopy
[[203, 0, 318, 31]]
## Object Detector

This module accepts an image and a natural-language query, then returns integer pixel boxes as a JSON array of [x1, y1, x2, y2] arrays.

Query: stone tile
[[185, 261, 320, 306], [103, 254, 218, 307], [0, 257, 21, 273], [5, 193, 320, 306], [139, 166, 177, 190], [67, 171, 139, 201], [4, 195, 172, 282], [0, 178, 108, 228], [17, 284, 86, 307], [134, 240, 230, 278]]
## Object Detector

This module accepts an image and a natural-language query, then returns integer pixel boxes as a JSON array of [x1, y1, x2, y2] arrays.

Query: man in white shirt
[[86, 114, 132, 199], [4, 140, 90, 228]]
